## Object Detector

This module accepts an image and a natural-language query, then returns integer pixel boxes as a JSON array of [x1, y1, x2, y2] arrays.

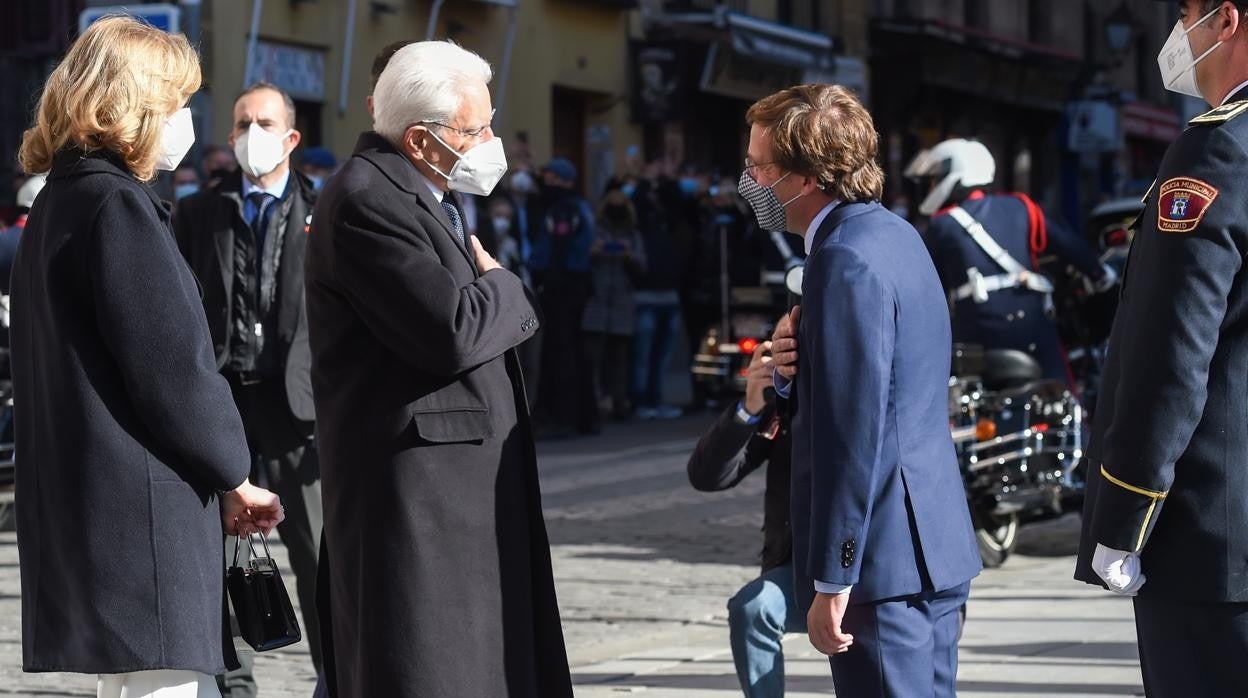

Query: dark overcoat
[[12, 150, 251, 674], [173, 169, 316, 423], [305, 132, 572, 697]]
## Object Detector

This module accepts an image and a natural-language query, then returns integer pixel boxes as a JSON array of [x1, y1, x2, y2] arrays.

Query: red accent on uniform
[[933, 189, 986, 217], [1010, 192, 1047, 269], [934, 190, 1047, 269]]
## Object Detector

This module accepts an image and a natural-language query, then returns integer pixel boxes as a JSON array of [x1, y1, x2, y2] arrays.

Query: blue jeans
[[727, 563, 805, 698], [631, 302, 680, 408]]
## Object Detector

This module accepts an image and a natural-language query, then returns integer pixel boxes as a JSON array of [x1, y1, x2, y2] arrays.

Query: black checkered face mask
[[738, 170, 801, 232]]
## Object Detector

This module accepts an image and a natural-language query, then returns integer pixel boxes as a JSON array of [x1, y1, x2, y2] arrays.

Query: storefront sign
[[247, 41, 326, 102], [631, 41, 683, 123], [1122, 102, 1180, 143]]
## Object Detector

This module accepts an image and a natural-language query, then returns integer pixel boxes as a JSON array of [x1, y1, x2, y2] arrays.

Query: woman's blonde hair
[[19, 16, 201, 182], [746, 84, 884, 203]]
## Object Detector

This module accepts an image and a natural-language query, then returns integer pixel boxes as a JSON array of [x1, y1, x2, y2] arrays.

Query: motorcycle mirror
[[785, 265, 804, 297]]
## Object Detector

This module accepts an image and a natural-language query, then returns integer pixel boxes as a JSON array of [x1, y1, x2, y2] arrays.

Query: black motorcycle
[[949, 344, 1085, 567]]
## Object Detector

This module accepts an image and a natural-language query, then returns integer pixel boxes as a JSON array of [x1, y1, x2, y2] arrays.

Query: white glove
[[1092, 543, 1146, 595], [1091, 263, 1119, 294]]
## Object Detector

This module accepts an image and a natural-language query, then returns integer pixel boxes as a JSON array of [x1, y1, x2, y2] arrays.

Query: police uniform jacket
[[925, 193, 1103, 350], [1076, 87, 1248, 602]]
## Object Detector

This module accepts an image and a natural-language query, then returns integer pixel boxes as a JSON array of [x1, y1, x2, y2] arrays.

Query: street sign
[[79, 4, 181, 35]]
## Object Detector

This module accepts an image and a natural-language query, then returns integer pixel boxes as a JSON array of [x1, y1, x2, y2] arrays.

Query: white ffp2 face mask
[[155, 108, 195, 172], [1158, 6, 1225, 100], [234, 122, 293, 179], [427, 130, 509, 197]]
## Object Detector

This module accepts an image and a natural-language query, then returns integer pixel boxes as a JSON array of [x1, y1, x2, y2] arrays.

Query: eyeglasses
[[420, 109, 496, 139], [743, 157, 776, 175]]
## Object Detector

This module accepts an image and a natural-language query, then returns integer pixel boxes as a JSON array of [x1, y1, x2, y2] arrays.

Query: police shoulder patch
[[1157, 176, 1219, 234], [1189, 100, 1248, 125]]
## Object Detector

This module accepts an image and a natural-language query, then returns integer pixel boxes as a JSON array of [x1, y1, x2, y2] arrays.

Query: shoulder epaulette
[[1189, 100, 1248, 125]]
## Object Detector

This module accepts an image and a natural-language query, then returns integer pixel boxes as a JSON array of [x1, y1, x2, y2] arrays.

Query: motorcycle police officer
[[1076, 2, 1248, 695], [906, 139, 1115, 382]]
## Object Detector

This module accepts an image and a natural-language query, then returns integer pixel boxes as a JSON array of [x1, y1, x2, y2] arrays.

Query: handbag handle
[[231, 530, 275, 569]]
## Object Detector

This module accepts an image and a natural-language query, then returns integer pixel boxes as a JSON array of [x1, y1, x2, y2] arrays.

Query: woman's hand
[[221, 479, 285, 536]]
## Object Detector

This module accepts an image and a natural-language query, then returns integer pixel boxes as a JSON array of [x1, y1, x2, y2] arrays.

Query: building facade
[[1, 0, 1183, 214]]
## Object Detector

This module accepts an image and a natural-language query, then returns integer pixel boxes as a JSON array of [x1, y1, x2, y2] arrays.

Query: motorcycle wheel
[[975, 511, 1020, 568]]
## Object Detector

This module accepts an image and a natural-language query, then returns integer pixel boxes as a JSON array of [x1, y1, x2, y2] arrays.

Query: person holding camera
[[687, 325, 798, 698]]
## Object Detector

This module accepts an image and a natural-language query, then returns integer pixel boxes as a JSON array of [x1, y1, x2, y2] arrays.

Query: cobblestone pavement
[[1, 414, 1142, 697]]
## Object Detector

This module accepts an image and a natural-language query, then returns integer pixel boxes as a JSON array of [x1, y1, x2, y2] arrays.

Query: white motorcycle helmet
[[904, 138, 996, 216]]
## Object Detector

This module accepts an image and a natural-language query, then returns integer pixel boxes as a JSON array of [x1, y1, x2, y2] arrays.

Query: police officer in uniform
[[906, 139, 1114, 382], [1076, 2, 1248, 694]]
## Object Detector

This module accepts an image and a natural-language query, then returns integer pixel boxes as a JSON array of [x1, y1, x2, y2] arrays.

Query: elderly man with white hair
[[305, 41, 572, 697]]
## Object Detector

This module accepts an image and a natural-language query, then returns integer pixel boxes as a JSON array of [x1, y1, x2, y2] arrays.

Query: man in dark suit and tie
[[743, 84, 981, 697], [305, 41, 571, 697], [174, 82, 322, 697]]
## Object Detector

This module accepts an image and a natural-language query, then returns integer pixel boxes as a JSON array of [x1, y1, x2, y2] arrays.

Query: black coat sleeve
[[88, 188, 251, 492], [331, 187, 538, 377], [686, 403, 776, 492], [1088, 125, 1248, 553]]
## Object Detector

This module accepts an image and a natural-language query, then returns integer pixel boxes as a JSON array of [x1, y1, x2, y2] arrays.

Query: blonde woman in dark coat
[[12, 17, 283, 698]]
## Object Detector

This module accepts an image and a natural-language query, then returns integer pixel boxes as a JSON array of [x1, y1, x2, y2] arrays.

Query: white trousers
[[97, 670, 220, 698]]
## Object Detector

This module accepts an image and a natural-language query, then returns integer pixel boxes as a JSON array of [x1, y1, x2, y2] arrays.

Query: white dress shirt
[[241, 168, 290, 201], [416, 170, 446, 203], [1221, 79, 1248, 106]]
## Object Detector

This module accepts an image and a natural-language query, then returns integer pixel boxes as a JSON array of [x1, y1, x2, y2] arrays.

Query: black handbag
[[226, 531, 302, 652]]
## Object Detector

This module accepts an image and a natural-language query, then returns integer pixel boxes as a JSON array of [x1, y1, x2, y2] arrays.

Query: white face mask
[[426, 130, 509, 197], [234, 122, 293, 179], [155, 108, 195, 172], [509, 169, 535, 195], [1158, 6, 1225, 100]]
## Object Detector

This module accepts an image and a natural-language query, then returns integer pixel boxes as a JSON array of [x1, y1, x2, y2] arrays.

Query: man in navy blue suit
[[740, 84, 981, 696]]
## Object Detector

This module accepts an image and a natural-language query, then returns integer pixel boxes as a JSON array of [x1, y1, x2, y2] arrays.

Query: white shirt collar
[[804, 199, 841, 255], [241, 169, 290, 200], [1221, 79, 1248, 106], [416, 170, 446, 203]]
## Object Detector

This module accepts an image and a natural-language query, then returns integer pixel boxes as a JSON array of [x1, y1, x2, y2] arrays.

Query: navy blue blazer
[[791, 201, 981, 609]]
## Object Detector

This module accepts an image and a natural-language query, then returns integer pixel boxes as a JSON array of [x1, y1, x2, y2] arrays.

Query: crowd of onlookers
[[2, 137, 782, 440], [486, 151, 781, 439]]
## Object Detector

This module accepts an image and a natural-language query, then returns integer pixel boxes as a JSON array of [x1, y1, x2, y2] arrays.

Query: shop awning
[[722, 11, 834, 72], [870, 18, 1084, 113], [645, 8, 866, 102]]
